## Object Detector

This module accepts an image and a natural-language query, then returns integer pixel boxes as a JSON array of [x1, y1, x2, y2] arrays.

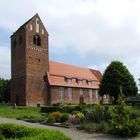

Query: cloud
[[0, 46, 11, 79]]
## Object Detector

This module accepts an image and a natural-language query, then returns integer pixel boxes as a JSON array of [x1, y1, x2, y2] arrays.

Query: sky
[[0, 0, 140, 87]]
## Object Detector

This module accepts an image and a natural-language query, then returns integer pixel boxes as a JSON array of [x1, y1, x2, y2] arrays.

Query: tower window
[[30, 24, 33, 31], [42, 29, 44, 35], [36, 18, 39, 33], [33, 35, 41, 46]]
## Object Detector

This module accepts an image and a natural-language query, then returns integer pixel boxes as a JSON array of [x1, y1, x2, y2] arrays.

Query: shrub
[[81, 121, 112, 133], [0, 135, 4, 140], [80, 122, 97, 133], [84, 105, 112, 123], [51, 112, 63, 118], [45, 114, 56, 124], [84, 105, 104, 123], [0, 123, 71, 140], [71, 111, 80, 114], [111, 87, 140, 137], [62, 105, 81, 113], [51, 111, 63, 122], [0, 123, 41, 138], [61, 113, 69, 122], [69, 117, 80, 124], [103, 106, 112, 122], [93, 105, 104, 122], [75, 112, 84, 120], [19, 114, 47, 123], [41, 106, 60, 113]]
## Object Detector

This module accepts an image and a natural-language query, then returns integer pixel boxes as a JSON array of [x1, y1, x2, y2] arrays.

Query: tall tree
[[99, 61, 138, 103], [0, 78, 11, 103]]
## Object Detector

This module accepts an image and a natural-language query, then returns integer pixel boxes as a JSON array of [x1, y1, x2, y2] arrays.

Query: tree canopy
[[0, 78, 11, 103], [99, 61, 138, 103]]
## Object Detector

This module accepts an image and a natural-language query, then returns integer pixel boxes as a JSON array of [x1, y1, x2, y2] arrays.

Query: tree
[[111, 86, 139, 137], [99, 61, 138, 103], [0, 78, 11, 103]]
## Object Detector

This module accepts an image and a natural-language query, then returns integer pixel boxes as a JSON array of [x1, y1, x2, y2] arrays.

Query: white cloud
[[0, 46, 11, 79]]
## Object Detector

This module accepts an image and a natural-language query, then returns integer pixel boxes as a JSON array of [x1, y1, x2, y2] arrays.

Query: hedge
[[41, 106, 61, 113], [41, 105, 82, 113], [0, 123, 71, 140]]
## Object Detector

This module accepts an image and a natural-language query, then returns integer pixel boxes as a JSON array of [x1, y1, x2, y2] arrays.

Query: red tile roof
[[89, 69, 102, 81], [47, 61, 101, 89]]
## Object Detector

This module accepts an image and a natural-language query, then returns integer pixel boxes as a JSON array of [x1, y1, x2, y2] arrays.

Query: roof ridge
[[12, 13, 39, 36], [49, 60, 97, 71]]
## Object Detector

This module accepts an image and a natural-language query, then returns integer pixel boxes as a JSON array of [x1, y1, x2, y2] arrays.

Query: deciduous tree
[[99, 61, 138, 103]]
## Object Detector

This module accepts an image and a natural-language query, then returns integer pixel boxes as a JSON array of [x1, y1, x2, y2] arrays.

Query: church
[[10, 14, 102, 106]]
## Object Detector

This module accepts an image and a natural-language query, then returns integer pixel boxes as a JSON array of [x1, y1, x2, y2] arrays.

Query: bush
[[0, 135, 4, 140], [80, 122, 97, 133], [93, 105, 104, 122], [41, 106, 60, 113], [68, 117, 80, 124], [0, 123, 71, 140], [71, 111, 80, 114], [51, 112, 63, 118], [19, 114, 48, 123], [0, 123, 41, 138], [103, 106, 112, 122], [62, 105, 81, 113], [51, 112, 63, 122], [81, 122, 108, 133], [111, 87, 140, 137], [75, 112, 84, 120], [61, 113, 69, 122], [84, 105, 112, 123], [84, 105, 104, 123], [45, 114, 56, 124]]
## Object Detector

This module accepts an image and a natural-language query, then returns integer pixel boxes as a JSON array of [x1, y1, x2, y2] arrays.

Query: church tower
[[11, 14, 49, 106]]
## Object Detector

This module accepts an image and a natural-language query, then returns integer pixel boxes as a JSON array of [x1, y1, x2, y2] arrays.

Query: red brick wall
[[50, 86, 99, 105], [11, 27, 26, 105], [25, 15, 49, 106], [11, 15, 49, 106]]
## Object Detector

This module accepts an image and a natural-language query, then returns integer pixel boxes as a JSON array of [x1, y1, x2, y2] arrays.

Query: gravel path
[[0, 117, 138, 140]]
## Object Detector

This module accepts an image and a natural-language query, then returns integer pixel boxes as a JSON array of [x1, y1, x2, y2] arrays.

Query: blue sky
[[0, 0, 140, 88]]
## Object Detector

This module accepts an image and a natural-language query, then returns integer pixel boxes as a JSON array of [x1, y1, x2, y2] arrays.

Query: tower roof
[[11, 13, 48, 36]]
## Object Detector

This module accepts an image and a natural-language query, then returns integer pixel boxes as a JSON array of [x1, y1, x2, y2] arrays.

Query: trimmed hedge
[[41, 106, 61, 113], [0, 123, 71, 140], [62, 105, 82, 113], [41, 105, 82, 113]]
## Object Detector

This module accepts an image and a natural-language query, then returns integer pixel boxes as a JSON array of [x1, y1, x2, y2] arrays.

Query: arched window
[[36, 18, 39, 33], [33, 35, 41, 46]]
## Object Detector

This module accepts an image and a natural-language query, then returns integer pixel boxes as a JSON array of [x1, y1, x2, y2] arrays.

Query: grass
[[0, 104, 40, 118], [0, 104, 140, 119]]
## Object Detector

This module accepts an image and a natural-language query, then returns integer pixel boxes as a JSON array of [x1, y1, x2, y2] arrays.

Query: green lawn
[[0, 104, 140, 119], [0, 104, 40, 118]]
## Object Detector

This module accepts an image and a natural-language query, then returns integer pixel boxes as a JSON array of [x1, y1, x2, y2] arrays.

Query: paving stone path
[[0, 117, 138, 140]]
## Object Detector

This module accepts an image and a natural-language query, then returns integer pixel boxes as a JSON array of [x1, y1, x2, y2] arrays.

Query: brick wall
[[11, 14, 49, 106], [50, 86, 99, 105]]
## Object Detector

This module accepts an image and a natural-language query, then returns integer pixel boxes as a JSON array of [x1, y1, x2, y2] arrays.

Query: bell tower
[[11, 14, 49, 106]]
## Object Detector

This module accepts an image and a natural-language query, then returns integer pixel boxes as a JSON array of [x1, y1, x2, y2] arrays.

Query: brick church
[[10, 14, 103, 106]]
